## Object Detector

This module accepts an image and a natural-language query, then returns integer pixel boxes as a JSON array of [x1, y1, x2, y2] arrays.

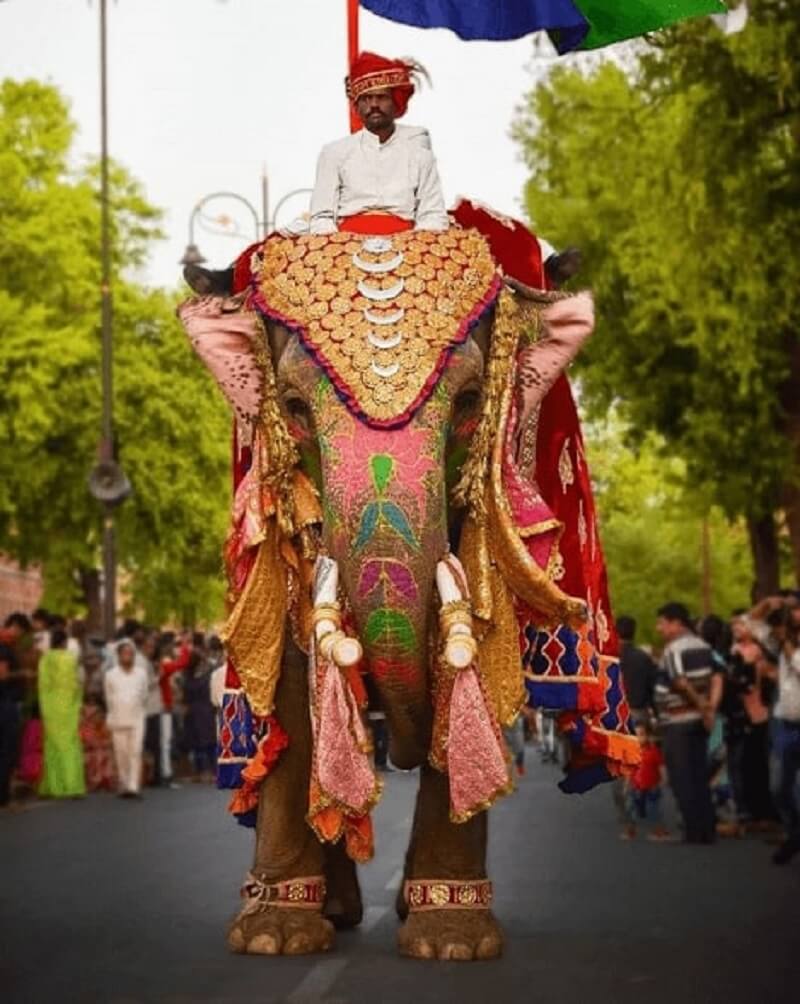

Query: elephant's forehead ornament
[[252, 229, 501, 429]]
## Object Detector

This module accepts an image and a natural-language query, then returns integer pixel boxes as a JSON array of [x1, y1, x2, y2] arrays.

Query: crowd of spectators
[[615, 592, 800, 865], [3, 594, 799, 871], [0, 609, 225, 807]]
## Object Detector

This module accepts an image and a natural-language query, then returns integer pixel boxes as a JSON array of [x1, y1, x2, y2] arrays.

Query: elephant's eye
[[284, 395, 314, 437], [453, 387, 481, 418], [450, 386, 482, 440]]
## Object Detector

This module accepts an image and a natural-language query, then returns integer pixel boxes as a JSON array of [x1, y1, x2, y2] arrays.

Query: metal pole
[[99, 0, 116, 640], [261, 166, 270, 237], [271, 187, 313, 232]]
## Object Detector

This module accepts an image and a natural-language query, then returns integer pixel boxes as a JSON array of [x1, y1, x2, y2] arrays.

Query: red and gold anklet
[[404, 878, 493, 912], [240, 872, 326, 914]]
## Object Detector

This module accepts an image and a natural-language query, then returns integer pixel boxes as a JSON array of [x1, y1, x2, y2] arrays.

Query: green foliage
[[0, 79, 230, 625], [514, 1, 800, 524], [585, 417, 753, 643]]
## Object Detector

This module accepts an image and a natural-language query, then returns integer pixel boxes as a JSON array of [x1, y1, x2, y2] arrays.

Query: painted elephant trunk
[[318, 409, 450, 769]]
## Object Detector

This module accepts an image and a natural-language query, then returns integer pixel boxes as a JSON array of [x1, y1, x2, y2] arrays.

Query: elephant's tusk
[[436, 556, 478, 670], [446, 637, 477, 669], [368, 331, 403, 350], [313, 556, 364, 669], [353, 251, 404, 274], [364, 307, 405, 326], [319, 629, 363, 668], [358, 278, 405, 301]]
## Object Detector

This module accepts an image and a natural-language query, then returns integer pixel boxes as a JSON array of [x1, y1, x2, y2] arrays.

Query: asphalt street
[[1, 758, 797, 1004]]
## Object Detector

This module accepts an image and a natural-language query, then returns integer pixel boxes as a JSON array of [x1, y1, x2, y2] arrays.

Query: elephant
[[178, 211, 636, 962]]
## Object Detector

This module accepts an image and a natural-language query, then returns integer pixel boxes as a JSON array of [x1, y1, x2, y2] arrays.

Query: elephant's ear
[[177, 294, 265, 432], [178, 295, 299, 535], [512, 288, 595, 429]]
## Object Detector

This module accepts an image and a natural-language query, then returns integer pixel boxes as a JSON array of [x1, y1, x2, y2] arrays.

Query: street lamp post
[[180, 185, 313, 268], [98, 0, 115, 640], [87, 0, 130, 640], [271, 187, 314, 231], [181, 191, 262, 267]]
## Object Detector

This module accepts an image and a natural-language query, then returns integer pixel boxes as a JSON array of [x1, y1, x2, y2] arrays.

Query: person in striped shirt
[[655, 602, 723, 844]]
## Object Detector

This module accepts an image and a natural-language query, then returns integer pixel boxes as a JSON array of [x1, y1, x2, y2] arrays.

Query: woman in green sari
[[38, 628, 86, 798]]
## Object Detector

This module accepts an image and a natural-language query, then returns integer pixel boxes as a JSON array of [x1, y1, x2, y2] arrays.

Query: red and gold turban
[[345, 51, 427, 118]]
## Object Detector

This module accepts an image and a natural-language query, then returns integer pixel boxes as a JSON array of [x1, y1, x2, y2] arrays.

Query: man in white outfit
[[103, 640, 148, 799], [307, 51, 449, 235], [183, 50, 579, 295]]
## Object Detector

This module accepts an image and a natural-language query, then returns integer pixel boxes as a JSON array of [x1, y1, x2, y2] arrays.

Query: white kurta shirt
[[104, 664, 149, 729], [309, 125, 449, 234]]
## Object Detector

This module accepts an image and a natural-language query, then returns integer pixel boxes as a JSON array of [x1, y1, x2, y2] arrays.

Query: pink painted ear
[[515, 291, 595, 426], [178, 296, 263, 426], [542, 290, 595, 340]]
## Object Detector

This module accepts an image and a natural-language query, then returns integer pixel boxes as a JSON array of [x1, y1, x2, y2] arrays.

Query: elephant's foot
[[323, 841, 363, 930], [397, 909, 504, 961], [228, 907, 335, 956]]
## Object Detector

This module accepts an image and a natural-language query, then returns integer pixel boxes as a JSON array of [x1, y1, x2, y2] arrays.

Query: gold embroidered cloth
[[254, 229, 499, 427]]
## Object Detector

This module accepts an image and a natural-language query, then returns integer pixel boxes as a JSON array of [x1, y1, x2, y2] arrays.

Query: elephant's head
[[268, 312, 491, 767], [181, 228, 591, 771]]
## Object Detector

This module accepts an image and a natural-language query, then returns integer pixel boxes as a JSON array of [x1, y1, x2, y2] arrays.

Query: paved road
[[1, 760, 797, 1004]]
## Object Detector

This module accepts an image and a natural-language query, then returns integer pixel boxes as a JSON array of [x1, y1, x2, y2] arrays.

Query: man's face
[[655, 616, 682, 642], [356, 89, 397, 135], [731, 617, 747, 642], [118, 643, 135, 670]]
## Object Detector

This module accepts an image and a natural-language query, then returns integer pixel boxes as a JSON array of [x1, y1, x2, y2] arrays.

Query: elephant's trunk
[[318, 411, 449, 768]]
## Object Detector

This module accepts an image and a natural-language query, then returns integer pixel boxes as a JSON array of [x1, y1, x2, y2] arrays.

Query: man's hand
[[673, 676, 691, 696]]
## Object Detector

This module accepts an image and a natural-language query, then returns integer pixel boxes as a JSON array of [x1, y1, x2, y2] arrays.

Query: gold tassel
[[252, 314, 299, 538], [452, 288, 522, 521]]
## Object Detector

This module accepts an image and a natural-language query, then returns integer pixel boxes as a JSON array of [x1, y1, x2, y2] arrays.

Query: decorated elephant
[[178, 199, 639, 961]]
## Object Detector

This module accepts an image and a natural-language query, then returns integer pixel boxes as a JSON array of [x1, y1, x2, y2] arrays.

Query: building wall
[[0, 558, 44, 623]]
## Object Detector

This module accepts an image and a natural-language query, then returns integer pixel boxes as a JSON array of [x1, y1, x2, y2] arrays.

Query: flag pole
[[347, 0, 360, 132]]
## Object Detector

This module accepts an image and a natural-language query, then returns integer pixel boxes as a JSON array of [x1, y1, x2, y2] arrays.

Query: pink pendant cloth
[[447, 664, 509, 820], [315, 653, 377, 817]]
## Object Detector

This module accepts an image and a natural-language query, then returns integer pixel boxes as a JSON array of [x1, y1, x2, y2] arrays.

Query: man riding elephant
[[185, 52, 579, 297], [178, 51, 638, 962]]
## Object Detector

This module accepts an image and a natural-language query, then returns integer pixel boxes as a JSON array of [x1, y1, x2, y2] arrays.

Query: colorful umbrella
[[359, 0, 728, 54]]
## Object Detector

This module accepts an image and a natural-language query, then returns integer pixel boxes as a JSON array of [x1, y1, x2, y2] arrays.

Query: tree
[[0, 79, 231, 628], [585, 417, 753, 642], [513, 0, 800, 596]]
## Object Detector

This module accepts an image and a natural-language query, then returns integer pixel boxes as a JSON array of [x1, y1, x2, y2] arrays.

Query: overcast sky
[[0, 0, 621, 287]]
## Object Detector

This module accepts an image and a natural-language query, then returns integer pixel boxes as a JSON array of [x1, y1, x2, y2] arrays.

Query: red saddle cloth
[[232, 214, 413, 292], [339, 212, 414, 235]]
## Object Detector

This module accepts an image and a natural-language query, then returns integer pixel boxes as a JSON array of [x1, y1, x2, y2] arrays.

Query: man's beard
[[364, 111, 392, 133]]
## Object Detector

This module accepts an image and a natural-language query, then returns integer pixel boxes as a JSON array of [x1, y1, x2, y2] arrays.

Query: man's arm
[[309, 145, 340, 235], [668, 646, 718, 729], [414, 143, 450, 232]]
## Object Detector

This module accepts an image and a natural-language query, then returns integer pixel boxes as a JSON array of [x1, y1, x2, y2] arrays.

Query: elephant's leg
[[397, 765, 503, 961], [228, 639, 340, 956], [323, 839, 364, 930]]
